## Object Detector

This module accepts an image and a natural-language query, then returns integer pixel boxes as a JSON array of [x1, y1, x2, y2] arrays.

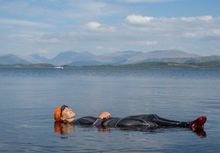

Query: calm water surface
[[0, 67, 219, 153]]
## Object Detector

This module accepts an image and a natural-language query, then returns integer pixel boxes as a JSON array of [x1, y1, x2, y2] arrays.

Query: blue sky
[[0, 0, 220, 57]]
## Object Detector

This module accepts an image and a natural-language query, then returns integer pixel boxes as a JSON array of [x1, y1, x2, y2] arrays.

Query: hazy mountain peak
[[28, 54, 49, 63], [2, 54, 19, 58], [97, 50, 142, 64], [104, 50, 141, 56], [0, 54, 29, 64], [126, 49, 199, 64], [146, 49, 199, 58], [51, 51, 97, 65]]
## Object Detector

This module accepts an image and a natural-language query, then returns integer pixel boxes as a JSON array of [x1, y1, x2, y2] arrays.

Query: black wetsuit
[[73, 114, 191, 129], [73, 116, 99, 126]]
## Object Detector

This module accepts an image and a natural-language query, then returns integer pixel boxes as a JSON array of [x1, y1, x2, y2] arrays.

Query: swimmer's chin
[[66, 117, 75, 123]]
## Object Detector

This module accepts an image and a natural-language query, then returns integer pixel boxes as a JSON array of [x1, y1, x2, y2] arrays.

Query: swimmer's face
[[61, 107, 76, 123]]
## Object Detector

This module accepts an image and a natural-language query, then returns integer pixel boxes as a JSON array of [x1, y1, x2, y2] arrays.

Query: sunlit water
[[0, 67, 219, 153]]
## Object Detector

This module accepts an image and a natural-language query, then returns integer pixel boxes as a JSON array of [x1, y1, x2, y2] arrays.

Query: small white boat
[[55, 66, 64, 69]]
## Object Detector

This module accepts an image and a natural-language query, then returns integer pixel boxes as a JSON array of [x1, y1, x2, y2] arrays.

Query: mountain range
[[0, 54, 30, 65], [0, 50, 220, 66]]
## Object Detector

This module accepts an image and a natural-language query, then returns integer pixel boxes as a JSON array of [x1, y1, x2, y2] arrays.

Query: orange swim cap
[[54, 107, 62, 122]]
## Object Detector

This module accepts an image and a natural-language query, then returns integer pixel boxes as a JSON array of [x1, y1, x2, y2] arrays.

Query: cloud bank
[[0, 0, 220, 56]]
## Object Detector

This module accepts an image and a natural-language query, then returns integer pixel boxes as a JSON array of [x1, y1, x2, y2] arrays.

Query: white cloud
[[0, 18, 53, 28], [129, 40, 158, 46], [0, 0, 120, 22], [37, 49, 51, 55], [85, 22, 115, 32], [126, 15, 154, 25], [126, 15, 214, 26], [179, 16, 213, 22], [9, 32, 61, 44], [96, 46, 104, 50], [141, 40, 158, 45], [183, 29, 220, 40], [121, 14, 220, 55], [86, 22, 102, 31], [183, 32, 197, 38]]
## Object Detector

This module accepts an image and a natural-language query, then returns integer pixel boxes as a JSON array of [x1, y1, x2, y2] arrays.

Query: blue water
[[0, 67, 219, 153]]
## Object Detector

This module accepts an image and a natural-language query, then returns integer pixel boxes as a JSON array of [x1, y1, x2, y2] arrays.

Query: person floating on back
[[54, 105, 207, 137]]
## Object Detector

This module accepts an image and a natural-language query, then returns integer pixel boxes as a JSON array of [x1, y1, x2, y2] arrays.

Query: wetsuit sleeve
[[74, 116, 98, 126], [93, 118, 103, 127], [101, 117, 121, 128]]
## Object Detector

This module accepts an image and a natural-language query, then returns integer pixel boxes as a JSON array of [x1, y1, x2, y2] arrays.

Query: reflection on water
[[0, 67, 220, 152], [54, 122, 75, 138], [53, 121, 207, 139], [54, 122, 112, 138]]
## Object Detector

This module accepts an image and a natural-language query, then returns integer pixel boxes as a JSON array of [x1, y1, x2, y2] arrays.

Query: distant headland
[[1, 50, 220, 68]]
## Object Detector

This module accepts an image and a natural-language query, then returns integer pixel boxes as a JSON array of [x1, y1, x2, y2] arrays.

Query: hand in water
[[98, 112, 112, 120]]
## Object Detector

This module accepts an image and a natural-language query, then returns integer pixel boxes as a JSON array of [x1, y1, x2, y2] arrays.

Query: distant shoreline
[[1, 61, 220, 69]]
